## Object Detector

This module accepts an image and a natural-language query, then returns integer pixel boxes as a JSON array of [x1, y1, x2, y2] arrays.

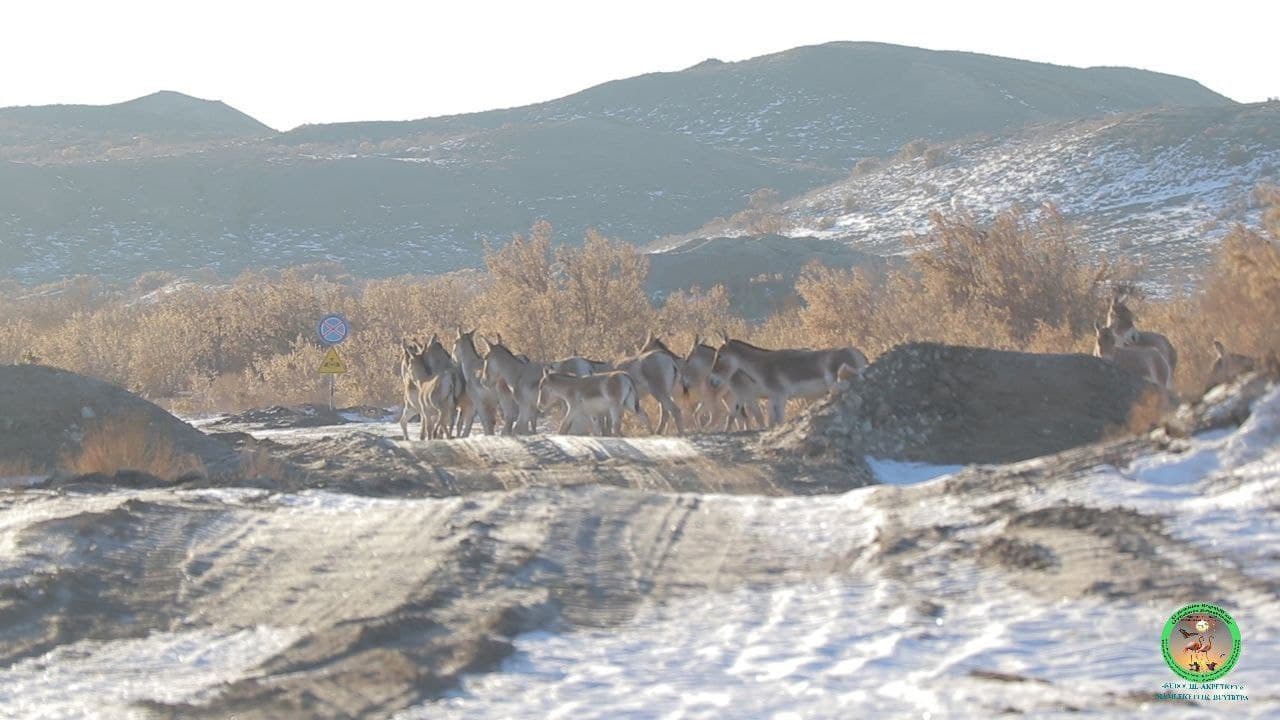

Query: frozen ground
[[2, 387, 1278, 718]]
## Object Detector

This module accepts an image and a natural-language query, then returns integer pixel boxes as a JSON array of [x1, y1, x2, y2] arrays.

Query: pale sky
[[5, 0, 1277, 130]]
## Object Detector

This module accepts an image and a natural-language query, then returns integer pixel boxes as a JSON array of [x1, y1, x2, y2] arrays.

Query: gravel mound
[[769, 342, 1158, 465], [0, 364, 235, 475], [204, 404, 356, 430]]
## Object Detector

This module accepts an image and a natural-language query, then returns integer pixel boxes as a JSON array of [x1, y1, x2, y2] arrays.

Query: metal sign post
[[316, 314, 349, 411]]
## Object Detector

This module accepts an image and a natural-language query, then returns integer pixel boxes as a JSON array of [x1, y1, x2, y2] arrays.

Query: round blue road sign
[[318, 314, 349, 344]]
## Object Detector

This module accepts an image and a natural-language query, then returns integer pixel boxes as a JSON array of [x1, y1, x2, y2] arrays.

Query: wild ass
[[398, 338, 461, 440], [537, 370, 652, 436], [1205, 339, 1256, 392], [1093, 322, 1172, 389], [708, 334, 869, 426], [451, 328, 514, 435], [681, 337, 766, 431], [481, 336, 546, 434], [617, 333, 686, 434], [1108, 291, 1178, 377], [420, 335, 470, 438]]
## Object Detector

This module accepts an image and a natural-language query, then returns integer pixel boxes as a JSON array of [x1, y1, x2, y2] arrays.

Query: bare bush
[[923, 146, 950, 169], [897, 139, 928, 161], [62, 412, 204, 480], [851, 157, 882, 176]]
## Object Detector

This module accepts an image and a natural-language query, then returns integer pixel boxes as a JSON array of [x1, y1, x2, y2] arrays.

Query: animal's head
[[1205, 339, 1256, 392], [1107, 290, 1135, 332], [426, 333, 450, 357], [682, 335, 716, 381], [1093, 321, 1117, 357], [535, 367, 557, 409], [709, 331, 739, 386], [452, 327, 480, 360], [481, 334, 513, 383]]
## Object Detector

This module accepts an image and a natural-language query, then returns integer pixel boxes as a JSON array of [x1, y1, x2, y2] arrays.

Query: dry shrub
[[789, 206, 1122, 356], [729, 187, 789, 235], [898, 139, 929, 161], [910, 205, 1122, 343], [653, 285, 748, 353], [477, 222, 654, 359], [851, 157, 882, 176], [1101, 386, 1173, 440], [63, 412, 204, 480], [0, 455, 44, 479], [923, 146, 950, 169]]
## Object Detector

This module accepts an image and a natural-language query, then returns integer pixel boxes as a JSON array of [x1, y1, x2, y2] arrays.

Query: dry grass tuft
[[238, 445, 293, 483], [0, 455, 45, 479], [62, 412, 204, 480]]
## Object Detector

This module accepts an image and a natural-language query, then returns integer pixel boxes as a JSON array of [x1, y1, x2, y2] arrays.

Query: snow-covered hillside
[[708, 104, 1280, 285]]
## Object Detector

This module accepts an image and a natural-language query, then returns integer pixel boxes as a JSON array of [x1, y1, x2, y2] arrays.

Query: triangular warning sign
[[317, 347, 347, 374]]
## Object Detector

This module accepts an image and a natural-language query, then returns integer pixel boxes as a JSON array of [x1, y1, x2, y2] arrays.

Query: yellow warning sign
[[317, 347, 347, 374]]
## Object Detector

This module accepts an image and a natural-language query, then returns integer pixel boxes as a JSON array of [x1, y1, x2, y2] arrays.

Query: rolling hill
[[0, 42, 1239, 284]]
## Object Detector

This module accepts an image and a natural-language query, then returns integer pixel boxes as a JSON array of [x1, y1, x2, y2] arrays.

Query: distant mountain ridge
[[0, 42, 1240, 285], [284, 42, 1231, 170], [0, 90, 273, 146]]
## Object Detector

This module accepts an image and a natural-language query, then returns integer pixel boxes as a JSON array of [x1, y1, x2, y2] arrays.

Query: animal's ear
[[495, 333, 504, 346], [1213, 339, 1226, 357]]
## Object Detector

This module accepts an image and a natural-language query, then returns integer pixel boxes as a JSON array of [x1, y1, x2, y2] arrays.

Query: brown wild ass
[[1107, 291, 1178, 377], [452, 328, 515, 435], [398, 338, 461, 440], [681, 337, 766, 431], [481, 336, 546, 434], [536, 370, 652, 436], [709, 334, 869, 426], [1205, 339, 1256, 392], [420, 335, 470, 438], [1093, 322, 1171, 389], [618, 333, 686, 434]]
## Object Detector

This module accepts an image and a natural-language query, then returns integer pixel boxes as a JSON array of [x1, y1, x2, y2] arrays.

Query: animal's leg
[[747, 401, 766, 430], [633, 404, 653, 434], [480, 393, 497, 435], [558, 406, 575, 435], [768, 397, 786, 427]]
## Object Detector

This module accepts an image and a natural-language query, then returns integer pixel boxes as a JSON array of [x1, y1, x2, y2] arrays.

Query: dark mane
[[724, 337, 772, 353], [644, 336, 674, 354]]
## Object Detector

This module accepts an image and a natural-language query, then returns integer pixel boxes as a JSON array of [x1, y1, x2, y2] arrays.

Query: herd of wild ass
[[1094, 290, 1262, 395], [396, 292, 1259, 440], [398, 329, 867, 440]]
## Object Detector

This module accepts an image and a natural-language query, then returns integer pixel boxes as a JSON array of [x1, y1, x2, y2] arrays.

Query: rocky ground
[[1, 349, 1277, 718]]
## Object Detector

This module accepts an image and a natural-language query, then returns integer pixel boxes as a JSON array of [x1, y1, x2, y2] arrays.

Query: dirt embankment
[[769, 342, 1159, 465], [0, 364, 236, 476]]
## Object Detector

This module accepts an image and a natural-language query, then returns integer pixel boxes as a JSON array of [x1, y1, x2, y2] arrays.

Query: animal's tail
[[623, 374, 642, 414]]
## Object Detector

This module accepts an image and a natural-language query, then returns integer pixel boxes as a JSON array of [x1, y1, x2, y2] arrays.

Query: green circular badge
[[1161, 602, 1241, 681]]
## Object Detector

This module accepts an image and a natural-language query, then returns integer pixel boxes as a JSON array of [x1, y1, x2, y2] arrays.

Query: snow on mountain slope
[[717, 104, 1280, 286]]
